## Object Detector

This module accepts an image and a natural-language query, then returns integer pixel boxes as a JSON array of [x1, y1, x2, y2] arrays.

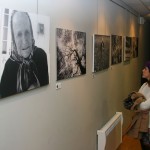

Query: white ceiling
[[111, 0, 150, 21]]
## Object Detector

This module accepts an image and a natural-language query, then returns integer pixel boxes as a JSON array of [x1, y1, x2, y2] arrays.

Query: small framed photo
[[124, 36, 132, 61], [132, 37, 138, 58], [93, 34, 110, 72], [111, 35, 123, 65]]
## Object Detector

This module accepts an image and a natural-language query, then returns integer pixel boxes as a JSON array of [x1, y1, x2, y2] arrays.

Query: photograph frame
[[56, 28, 86, 81], [92, 34, 110, 72], [132, 37, 138, 58], [111, 34, 123, 65], [123, 36, 132, 61], [0, 7, 50, 98]]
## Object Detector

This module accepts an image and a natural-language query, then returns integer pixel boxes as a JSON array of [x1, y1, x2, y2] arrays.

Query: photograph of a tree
[[57, 28, 86, 80]]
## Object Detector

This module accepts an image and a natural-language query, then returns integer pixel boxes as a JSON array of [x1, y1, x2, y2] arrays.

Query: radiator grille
[[97, 112, 123, 150]]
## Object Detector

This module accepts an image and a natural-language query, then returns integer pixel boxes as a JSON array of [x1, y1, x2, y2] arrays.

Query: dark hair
[[144, 61, 150, 71], [143, 61, 150, 86]]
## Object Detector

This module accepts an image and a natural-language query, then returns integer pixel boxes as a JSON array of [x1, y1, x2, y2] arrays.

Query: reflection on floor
[[117, 135, 142, 150]]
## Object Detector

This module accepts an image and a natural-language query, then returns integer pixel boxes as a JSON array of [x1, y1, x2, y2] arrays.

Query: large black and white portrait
[[93, 34, 110, 72], [0, 8, 50, 98], [56, 28, 86, 80], [111, 35, 122, 65], [132, 37, 138, 58], [124, 36, 132, 61]]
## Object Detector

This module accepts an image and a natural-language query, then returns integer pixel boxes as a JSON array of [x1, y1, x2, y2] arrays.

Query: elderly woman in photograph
[[0, 10, 49, 98]]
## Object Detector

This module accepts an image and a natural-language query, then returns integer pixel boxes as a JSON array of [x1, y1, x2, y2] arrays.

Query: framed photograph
[[0, 8, 50, 98], [111, 35, 122, 65], [132, 37, 138, 58], [56, 28, 86, 80], [93, 34, 110, 72], [124, 36, 132, 61]]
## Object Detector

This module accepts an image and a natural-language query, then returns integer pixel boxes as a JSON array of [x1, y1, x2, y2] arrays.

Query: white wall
[[0, 0, 149, 150]]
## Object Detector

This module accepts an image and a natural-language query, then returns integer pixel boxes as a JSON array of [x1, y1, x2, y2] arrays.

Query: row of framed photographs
[[56, 28, 138, 80], [92, 34, 138, 72], [0, 7, 138, 98]]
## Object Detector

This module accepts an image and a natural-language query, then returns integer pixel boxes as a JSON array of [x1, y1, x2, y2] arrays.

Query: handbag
[[123, 92, 135, 110]]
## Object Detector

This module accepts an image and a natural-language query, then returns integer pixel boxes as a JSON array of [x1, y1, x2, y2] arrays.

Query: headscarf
[[10, 46, 40, 92], [10, 11, 40, 92]]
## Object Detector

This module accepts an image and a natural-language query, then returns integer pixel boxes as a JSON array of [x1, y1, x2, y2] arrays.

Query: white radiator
[[97, 112, 123, 150]]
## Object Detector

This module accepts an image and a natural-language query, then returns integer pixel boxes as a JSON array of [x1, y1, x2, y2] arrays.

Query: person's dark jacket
[[0, 47, 49, 98]]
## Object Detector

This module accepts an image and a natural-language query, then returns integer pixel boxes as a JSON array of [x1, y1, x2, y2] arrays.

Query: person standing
[[139, 61, 150, 149]]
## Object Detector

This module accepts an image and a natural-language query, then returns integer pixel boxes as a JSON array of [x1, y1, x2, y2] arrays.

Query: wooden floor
[[117, 135, 142, 150]]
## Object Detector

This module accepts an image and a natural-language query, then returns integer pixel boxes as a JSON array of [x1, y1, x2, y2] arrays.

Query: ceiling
[[111, 0, 150, 21]]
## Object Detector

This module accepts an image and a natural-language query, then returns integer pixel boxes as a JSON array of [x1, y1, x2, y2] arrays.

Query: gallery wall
[[0, 0, 150, 150]]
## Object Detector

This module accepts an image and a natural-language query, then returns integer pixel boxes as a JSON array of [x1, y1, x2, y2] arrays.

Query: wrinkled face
[[142, 67, 150, 79], [12, 12, 33, 58]]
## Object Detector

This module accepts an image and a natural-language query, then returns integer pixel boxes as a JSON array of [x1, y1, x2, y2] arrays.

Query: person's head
[[11, 10, 34, 59], [142, 61, 150, 80]]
